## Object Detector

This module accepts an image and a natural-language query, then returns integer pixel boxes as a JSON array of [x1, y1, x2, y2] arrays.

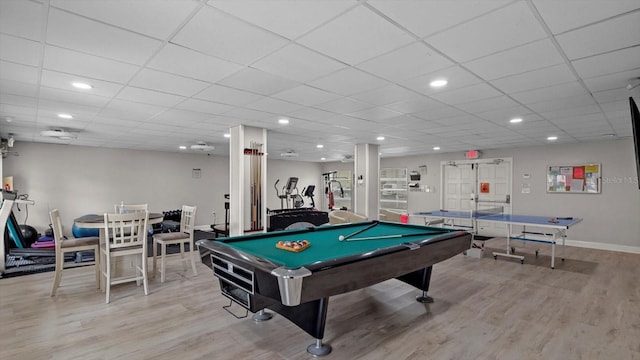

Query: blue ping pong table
[[412, 210, 582, 269]]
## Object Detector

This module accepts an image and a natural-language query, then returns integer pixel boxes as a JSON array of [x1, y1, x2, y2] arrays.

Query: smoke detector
[[190, 142, 215, 152], [40, 129, 77, 140]]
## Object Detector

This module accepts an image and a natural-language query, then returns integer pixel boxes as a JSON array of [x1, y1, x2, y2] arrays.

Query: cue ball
[[339, 235, 345, 241]]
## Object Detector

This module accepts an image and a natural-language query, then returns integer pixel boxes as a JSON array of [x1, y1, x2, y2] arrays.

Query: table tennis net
[[473, 206, 504, 218]]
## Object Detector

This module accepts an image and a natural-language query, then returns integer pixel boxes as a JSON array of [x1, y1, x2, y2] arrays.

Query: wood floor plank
[[1, 243, 640, 360]]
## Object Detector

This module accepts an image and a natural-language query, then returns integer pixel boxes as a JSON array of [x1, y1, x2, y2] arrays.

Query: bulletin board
[[547, 164, 601, 193]]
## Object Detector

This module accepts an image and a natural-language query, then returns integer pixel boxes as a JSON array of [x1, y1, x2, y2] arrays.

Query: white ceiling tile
[[368, 0, 511, 38], [528, 94, 596, 114], [244, 97, 303, 114], [308, 67, 389, 96], [384, 97, 444, 114], [286, 107, 336, 122], [0, 34, 41, 67], [490, 64, 577, 93], [572, 45, 640, 79], [99, 99, 167, 121], [464, 39, 565, 80], [40, 70, 124, 98], [148, 44, 243, 84], [50, 0, 200, 39], [0, 61, 39, 84], [429, 83, 503, 105], [194, 84, 263, 106], [0, 0, 43, 41], [583, 69, 640, 93], [476, 106, 540, 124], [356, 42, 453, 82], [297, 6, 414, 65], [38, 86, 111, 108], [272, 85, 341, 107], [313, 97, 373, 114], [350, 84, 424, 107], [172, 6, 289, 65], [426, 2, 547, 62], [532, 0, 640, 34], [400, 65, 483, 95], [412, 105, 467, 121], [540, 104, 602, 120], [0, 85, 38, 103], [43, 45, 139, 83], [455, 96, 521, 114], [147, 108, 211, 126], [129, 68, 210, 97], [251, 44, 347, 83], [511, 81, 589, 105], [174, 98, 234, 115], [593, 87, 632, 104], [209, 0, 356, 40], [348, 107, 402, 122], [116, 86, 186, 107], [46, 9, 162, 65], [556, 11, 640, 60], [223, 107, 274, 122], [36, 98, 102, 120], [218, 67, 299, 96]]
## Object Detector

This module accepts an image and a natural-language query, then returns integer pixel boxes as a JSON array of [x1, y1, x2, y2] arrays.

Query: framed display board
[[547, 164, 601, 193]]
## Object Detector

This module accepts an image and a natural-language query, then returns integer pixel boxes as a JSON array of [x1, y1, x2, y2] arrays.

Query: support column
[[353, 143, 379, 220], [229, 125, 267, 236]]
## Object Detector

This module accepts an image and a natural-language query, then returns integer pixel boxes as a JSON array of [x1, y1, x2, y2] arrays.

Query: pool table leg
[[252, 309, 272, 322], [396, 266, 434, 303]]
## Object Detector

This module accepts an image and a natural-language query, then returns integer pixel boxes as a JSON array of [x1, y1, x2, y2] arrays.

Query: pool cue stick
[[338, 221, 379, 241], [251, 143, 257, 230], [344, 230, 450, 242]]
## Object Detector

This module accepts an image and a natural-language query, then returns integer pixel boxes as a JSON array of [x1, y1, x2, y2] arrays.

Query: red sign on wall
[[480, 182, 490, 193]]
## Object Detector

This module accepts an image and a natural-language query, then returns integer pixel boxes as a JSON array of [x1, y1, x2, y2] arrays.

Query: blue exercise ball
[[72, 216, 100, 238]]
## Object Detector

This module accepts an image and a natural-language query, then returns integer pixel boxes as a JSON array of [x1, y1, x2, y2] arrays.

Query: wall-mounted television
[[630, 97, 640, 189]]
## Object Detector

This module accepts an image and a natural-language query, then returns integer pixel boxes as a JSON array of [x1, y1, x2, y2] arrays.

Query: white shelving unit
[[380, 168, 408, 213]]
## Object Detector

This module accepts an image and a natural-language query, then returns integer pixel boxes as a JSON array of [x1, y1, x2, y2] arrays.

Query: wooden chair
[[114, 203, 148, 214], [100, 211, 149, 303], [152, 205, 197, 283], [50, 209, 100, 296]]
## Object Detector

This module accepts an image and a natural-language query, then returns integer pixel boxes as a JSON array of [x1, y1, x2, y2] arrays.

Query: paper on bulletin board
[[521, 183, 531, 194], [547, 164, 601, 193]]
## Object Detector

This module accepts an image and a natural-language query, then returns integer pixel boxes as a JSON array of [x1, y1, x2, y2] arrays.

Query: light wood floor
[[1, 240, 639, 360]]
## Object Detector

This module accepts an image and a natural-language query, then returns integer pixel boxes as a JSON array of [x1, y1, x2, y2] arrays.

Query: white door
[[475, 160, 512, 237], [441, 158, 512, 237], [442, 163, 476, 229]]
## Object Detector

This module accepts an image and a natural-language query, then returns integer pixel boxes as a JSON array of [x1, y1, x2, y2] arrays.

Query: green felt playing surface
[[215, 221, 453, 268]]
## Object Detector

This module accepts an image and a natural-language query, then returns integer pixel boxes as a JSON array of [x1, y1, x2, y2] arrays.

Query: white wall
[[3, 142, 228, 234], [2, 142, 325, 236], [324, 139, 639, 252]]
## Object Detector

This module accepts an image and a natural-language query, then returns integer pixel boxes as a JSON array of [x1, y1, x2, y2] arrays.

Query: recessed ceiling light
[[320, 157, 326, 161], [223, 133, 230, 138], [4, 116, 14, 123], [376, 136, 385, 141], [429, 79, 448, 88], [57, 113, 73, 119], [316, 144, 323, 148], [278, 118, 289, 125], [179, 145, 187, 150], [72, 82, 93, 90], [510, 117, 523, 124], [433, 146, 441, 150], [547, 136, 558, 141]]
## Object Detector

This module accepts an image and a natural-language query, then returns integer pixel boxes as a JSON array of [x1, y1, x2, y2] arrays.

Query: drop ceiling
[[1, 0, 639, 162]]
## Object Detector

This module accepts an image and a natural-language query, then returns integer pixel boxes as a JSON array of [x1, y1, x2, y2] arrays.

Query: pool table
[[197, 220, 471, 356]]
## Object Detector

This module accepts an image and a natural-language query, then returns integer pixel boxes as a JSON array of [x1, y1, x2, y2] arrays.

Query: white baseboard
[[565, 239, 640, 254]]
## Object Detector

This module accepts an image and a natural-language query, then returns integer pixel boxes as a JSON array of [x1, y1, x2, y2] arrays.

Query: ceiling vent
[[190, 142, 215, 152], [280, 150, 298, 158], [40, 129, 77, 140], [341, 154, 354, 162]]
